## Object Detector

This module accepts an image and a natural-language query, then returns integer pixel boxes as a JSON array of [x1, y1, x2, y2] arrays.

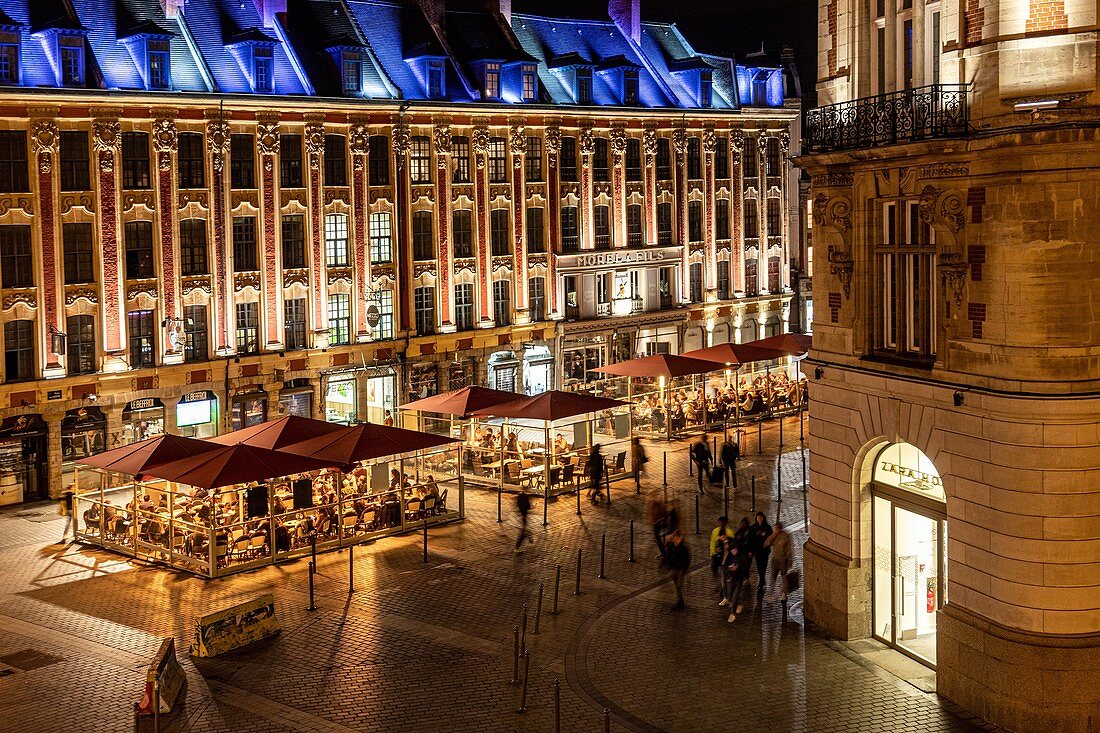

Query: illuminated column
[[757, 133, 770, 296], [544, 123, 561, 317], [642, 127, 658, 243], [433, 122, 454, 330], [673, 126, 688, 299], [303, 115, 326, 347], [30, 114, 61, 373], [779, 128, 792, 292], [92, 114, 124, 358], [151, 112, 181, 362], [257, 114, 281, 349], [703, 126, 717, 295], [730, 129, 744, 294], [206, 114, 231, 354], [509, 123, 528, 315], [391, 119, 412, 334], [472, 123, 492, 324], [579, 126, 594, 250], [349, 121, 370, 341], [610, 125, 627, 249]]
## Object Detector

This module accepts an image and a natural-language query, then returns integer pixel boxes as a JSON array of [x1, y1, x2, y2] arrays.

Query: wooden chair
[[248, 535, 266, 558], [361, 510, 376, 532], [421, 497, 436, 517], [611, 451, 626, 475], [437, 489, 448, 513], [561, 463, 575, 490], [404, 498, 422, 521], [505, 462, 521, 485]]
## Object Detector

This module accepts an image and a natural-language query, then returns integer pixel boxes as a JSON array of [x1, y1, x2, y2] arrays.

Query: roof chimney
[[609, 0, 641, 46], [497, 0, 511, 26], [252, 0, 286, 29]]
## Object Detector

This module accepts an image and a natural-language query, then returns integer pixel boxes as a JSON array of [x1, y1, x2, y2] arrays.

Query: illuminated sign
[[556, 246, 682, 272]]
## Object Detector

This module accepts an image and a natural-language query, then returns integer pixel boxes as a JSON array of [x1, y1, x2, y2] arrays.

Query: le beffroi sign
[[556, 245, 683, 271]]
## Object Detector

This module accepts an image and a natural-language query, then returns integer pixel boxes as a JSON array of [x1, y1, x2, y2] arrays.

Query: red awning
[[141, 443, 342, 490], [77, 434, 222, 476], [400, 385, 522, 419], [746, 333, 812, 357], [681, 342, 788, 367], [470, 390, 627, 423], [282, 423, 458, 465], [209, 415, 347, 450], [593, 353, 722, 379]]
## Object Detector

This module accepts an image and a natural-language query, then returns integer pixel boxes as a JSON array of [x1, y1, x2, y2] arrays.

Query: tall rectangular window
[[235, 302, 259, 355], [414, 286, 435, 335], [412, 211, 434, 260], [561, 206, 579, 251], [744, 258, 758, 297], [490, 209, 510, 256], [62, 222, 94, 284], [451, 135, 470, 183], [688, 201, 703, 242], [575, 67, 592, 104], [183, 305, 208, 362], [66, 314, 95, 375], [744, 200, 759, 239], [0, 225, 31, 288], [715, 137, 729, 179], [0, 131, 27, 193], [689, 263, 703, 303], [177, 132, 204, 188], [128, 310, 156, 367], [368, 135, 389, 186], [656, 138, 671, 181], [281, 215, 305, 268], [375, 290, 394, 339], [493, 280, 511, 326], [324, 134, 347, 186], [342, 54, 361, 93], [656, 203, 672, 245], [0, 42, 19, 84], [324, 213, 349, 267], [147, 44, 170, 89], [253, 50, 274, 92], [626, 204, 643, 247], [687, 137, 701, 179], [593, 138, 609, 182], [743, 136, 757, 178], [484, 62, 500, 98], [625, 138, 642, 181], [525, 136, 542, 181], [59, 131, 90, 191], [525, 207, 544, 253], [765, 138, 781, 177], [452, 210, 473, 258], [179, 219, 208, 276], [60, 43, 82, 85], [766, 198, 781, 237], [768, 256, 781, 294], [121, 132, 150, 189], [284, 298, 306, 351], [409, 136, 431, 183], [369, 212, 392, 262], [124, 220, 155, 279], [280, 134, 303, 187], [230, 134, 255, 189], [328, 293, 350, 345], [876, 25, 887, 95], [4, 320, 34, 381], [522, 66, 537, 100], [716, 260, 730, 300], [560, 136, 577, 181], [623, 68, 639, 105], [930, 11, 941, 85], [716, 199, 730, 240], [454, 283, 475, 331], [528, 277, 545, 322], [488, 137, 506, 183], [876, 200, 936, 357], [902, 19, 914, 90], [427, 60, 444, 98], [232, 217, 258, 272], [594, 205, 611, 249]]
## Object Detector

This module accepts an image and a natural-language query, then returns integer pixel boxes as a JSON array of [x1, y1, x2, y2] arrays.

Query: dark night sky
[[512, 0, 818, 104]]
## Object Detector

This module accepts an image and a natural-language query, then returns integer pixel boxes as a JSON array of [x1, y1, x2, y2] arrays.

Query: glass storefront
[[488, 351, 519, 393], [177, 390, 219, 439], [61, 406, 107, 491], [0, 414, 47, 504], [326, 377, 357, 424], [871, 442, 946, 668], [408, 363, 438, 402], [447, 357, 476, 391], [232, 390, 268, 431], [522, 345, 553, 395], [122, 398, 165, 444], [562, 338, 606, 387], [279, 387, 313, 418], [366, 369, 397, 425]]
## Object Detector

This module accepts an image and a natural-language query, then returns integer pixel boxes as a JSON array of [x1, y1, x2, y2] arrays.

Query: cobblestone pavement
[[0, 416, 987, 733]]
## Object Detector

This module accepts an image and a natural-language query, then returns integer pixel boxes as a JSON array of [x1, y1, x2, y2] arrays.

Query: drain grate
[[0, 649, 63, 672]]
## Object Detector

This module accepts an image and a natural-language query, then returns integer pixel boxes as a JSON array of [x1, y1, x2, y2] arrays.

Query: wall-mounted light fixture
[[814, 366, 824, 380], [953, 391, 965, 407]]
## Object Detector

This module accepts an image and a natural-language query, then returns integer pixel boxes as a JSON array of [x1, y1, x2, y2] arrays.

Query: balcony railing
[[561, 236, 580, 253], [805, 84, 969, 153]]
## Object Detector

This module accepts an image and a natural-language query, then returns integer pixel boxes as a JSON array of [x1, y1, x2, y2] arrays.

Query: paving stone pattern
[[0, 416, 983, 733]]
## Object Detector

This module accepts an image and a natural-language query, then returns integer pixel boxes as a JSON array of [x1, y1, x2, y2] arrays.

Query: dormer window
[[59, 38, 83, 85], [484, 62, 500, 99], [0, 37, 18, 84], [427, 60, 444, 98], [253, 48, 273, 92], [147, 41, 170, 89], [521, 64, 536, 101], [575, 67, 592, 105], [699, 71, 713, 107], [342, 53, 361, 93], [624, 68, 639, 105], [119, 25, 174, 90]]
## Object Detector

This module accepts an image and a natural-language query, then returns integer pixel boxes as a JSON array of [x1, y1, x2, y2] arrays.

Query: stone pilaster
[[303, 115, 326, 345], [257, 113, 281, 348], [206, 114, 231, 353], [92, 113, 123, 356], [509, 123, 527, 313], [30, 112, 60, 371], [544, 123, 561, 317], [471, 123, 491, 324], [151, 111, 180, 361], [433, 122, 453, 330]]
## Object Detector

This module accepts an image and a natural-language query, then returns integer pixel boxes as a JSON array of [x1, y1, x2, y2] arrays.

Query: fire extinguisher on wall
[[926, 577, 936, 613]]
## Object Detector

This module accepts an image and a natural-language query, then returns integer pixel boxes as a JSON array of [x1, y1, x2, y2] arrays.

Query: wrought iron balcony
[[805, 84, 969, 153]]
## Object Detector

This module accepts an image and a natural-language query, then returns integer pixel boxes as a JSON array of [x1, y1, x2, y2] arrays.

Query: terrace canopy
[[283, 422, 459, 465], [470, 390, 627, 423], [208, 414, 346, 449], [593, 353, 721, 379], [402, 385, 521, 419], [77, 433, 222, 477], [681, 342, 787, 367], [747, 333, 812, 357], [140, 443, 341, 490]]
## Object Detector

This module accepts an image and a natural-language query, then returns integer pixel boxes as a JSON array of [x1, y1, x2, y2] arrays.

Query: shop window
[[715, 137, 729, 179], [493, 280, 511, 326], [414, 286, 435, 335], [409, 135, 431, 184], [689, 262, 703, 303], [452, 210, 473, 258], [184, 305, 208, 362], [656, 203, 672, 245], [281, 215, 306, 269], [490, 209, 510, 256], [230, 134, 255, 189], [369, 211, 392, 263], [179, 219, 208, 276], [745, 258, 758, 297], [121, 132, 150, 189], [235, 302, 259, 355], [375, 289, 394, 339], [123, 398, 164, 443], [448, 357, 474, 389], [66, 315, 96, 375], [526, 207, 544, 253], [177, 393, 217, 438], [525, 136, 542, 182], [280, 134, 303, 188], [687, 137, 701, 179], [454, 283, 474, 331], [488, 137, 506, 183], [593, 138, 609, 182], [324, 134, 347, 186], [59, 131, 90, 191], [62, 222, 94, 284], [3, 319, 33, 381], [716, 199, 730, 240], [232, 216, 258, 272], [284, 298, 306, 351], [627, 204, 643, 247], [124, 221, 155, 279], [232, 391, 267, 430], [451, 135, 470, 183], [594, 205, 611, 249], [324, 213, 349, 267], [687, 201, 703, 242], [625, 139, 642, 181], [128, 310, 155, 367], [559, 136, 577, 181], [560, 206, 579, 252], [744, 199, 759, 239], [528, 277, 545, 322], [412, 211, 434, 260], [176, 132, 204, 189], [328, 293, 350, 346], [743, 136, 758, 178], [717, 260, 730, 300], [368, 135, 389, 185], [655, 138, 671, 181], [325, 378, 357, 424], [279, 388, 312, 418]]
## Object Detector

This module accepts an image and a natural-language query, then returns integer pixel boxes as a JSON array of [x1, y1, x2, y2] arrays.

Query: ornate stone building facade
[[0, 0, 799, 504], [800, 0, 1098, 731]]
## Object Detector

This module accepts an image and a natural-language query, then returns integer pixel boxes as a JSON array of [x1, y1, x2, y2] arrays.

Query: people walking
[[587, 444, 606, 504], [747, 511, 773, 596], [690, 437, 712, 494], [649, 499, 668, 558], [631, 437, 647, 492], [720, 541, 751, 622], [664, 529, 691, 610], [59, 487, 75, 543], [765, 521, 794, 601], [719, 436, 739, 486], [514, 489, 532, 553], [708, 515, 735, 593]]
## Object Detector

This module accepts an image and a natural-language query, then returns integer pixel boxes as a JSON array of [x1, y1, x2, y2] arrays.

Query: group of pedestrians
[[690, 435, 739, 493], [709, 512, 793, 622]]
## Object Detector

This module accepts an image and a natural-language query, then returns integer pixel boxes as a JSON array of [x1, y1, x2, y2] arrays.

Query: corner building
[[799, 0, 1099, 731], [0, 0, 800, 503]]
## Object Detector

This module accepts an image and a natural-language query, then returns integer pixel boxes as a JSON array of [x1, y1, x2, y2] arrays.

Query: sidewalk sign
[[137, 638, 185, 715], [189, 594, 280, 658]]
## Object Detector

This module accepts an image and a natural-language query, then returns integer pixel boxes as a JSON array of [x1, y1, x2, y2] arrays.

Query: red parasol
[[77, 434, 222, 477], [400, 385, 522, 419], [593, 353, 722, 379], [470, 390, 627, 423], [281, 422, 458, 465], [681, 342, 788, 367], [140, 443, 342, 490], [745, 333, 812, 357], [209, 414, 346, 450]]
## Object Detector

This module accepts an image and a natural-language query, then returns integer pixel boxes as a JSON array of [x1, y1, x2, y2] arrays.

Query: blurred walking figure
[[748, 511, 773, 596], [587, 444, 606, 505], [690, 437, 712, 494], [664, 529, 691, 610], [649, 499, 668, 558], [631, 437, 647, 491], [514, 489, 532, 553], [765, 521, 794, 601], [720, 540, 752, 622], [59, 488, 75, 543], [708, 516, 735, 594], [719, 436, 739, 486]]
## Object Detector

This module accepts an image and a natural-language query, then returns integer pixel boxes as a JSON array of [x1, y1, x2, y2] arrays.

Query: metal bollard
[[628, 519, 635, 563], [497, 486, 503, 523], [663, 451, 667, 487], [551, 564, 561, 614], [516, 650, 531, 714], [777, 460, 782, 501], [751, 475, 756, 512], [724, 485, 729, 518], [307, 560, 316, 611], [598, 533, 606, 579], [533, 582, 544, 634], [520, 603, 528, 651], [604, 707, 611, 733], [688, 450, 692, 476], [553, 678, 561, 733], [543, 483, 549, 527], [779, 413, 784, 447], [310, 533, 317, 567], [510, 625, 520, 685], [573, 549, 582, 595], [576, 486, 581, 516], [758, 420, 763, 454], [348, 544, 354, 593], [422, 519, 428, 563], [712, 435, 717, 457], [694, 494, 700, 535], [733, 453, 739, 488], [152, 680, 160, 733], [133, 702, 140, 733]]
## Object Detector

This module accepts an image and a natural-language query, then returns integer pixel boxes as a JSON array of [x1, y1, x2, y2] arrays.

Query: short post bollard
[[307, 560, 316, 611], [694, 494, 700, 535], [497, 486, 503, 523], [777, 460, 782, 501], [598, 533, 606, 579], [733, 453, 739, 488], [520, 603, 529, 651], [553, 679, 561, 733], [723, 485, 729, 518], [551, 565, 561, 614], [779, 413, 784, 448], [628, 519, 635, 563], [543, 483, 549, 527], [533, 582, 544, 634], [348, 544, 354, 593], [662, 451, 667, 487], [604, 707, 611, 733], [758, 420, 763, 454], [576, 486, 581, 516], [510, 625, 520, 685], [712, 435, 717, 457], [573, 549, 582, 595], [152, 680, 160, 733], [310, 533, 317, 567], [751, 475, 756, 512], [516, 650, 531, 714], [132, 702, 140, 733], [688, 450, 692, 477]]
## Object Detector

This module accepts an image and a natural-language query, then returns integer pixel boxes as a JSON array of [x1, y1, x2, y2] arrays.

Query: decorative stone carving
[[59, 194, 95, 215], [0, 196, 33, 216], [491, 255, 513, 272], [410, 187, 434, 203], [432, 124, 450, 167], [180, 276, 212, 295], [327, 268, 352, 286], [2, 291, 35, 310], [283, 268, 308, 288], [938, 252, 969, 318], [471, 126, 489, 168], [642, 128, 658, 161], [152, 117, 177, 170], [412, 262, 436, 278], [64, 286, 98, 305], [509, 125, 527, 159], [729, 129, 744, 155], [544, 126, 561, 163], [609, 126, 627, 161], [391, 122, 410, 171], [919, 162, 969, 178], [579, 127, 595, 157], [918, 185, 965, 234], [122, 192, 156, 212], [817, 170, 854, 187], [701, 127, 716, 155], [812, 193, 828, 227], [779, 129, 791, 156], [207, 118, 230, 172], [92, 119, 121, 172], [453, 258, 477, 274], [828, 250, 854, 299], [178, 190, 209, 209], [813, 194, 851, 233], [125, 282, 158, 300], [324, 188, 351, 206], [672, 127, 687, 157], [528, 253, 548, 267], [257, 120, 280, 172], [304, 119, 325, 169], [280, 190, 306, 207], [31, 119, 58, 174]]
